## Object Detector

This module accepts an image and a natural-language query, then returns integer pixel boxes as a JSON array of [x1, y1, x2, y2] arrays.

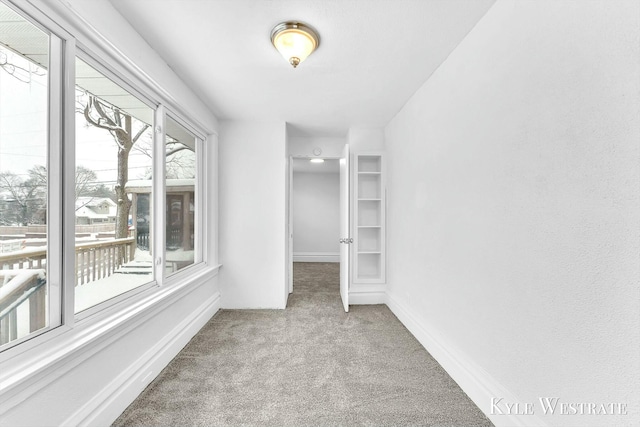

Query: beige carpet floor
[[113, 262, 493, 426]]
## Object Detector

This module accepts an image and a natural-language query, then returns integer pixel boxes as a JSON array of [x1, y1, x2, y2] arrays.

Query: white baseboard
[[293, 252, 339, 263], [349, 284, 386, 305], [349, 291, 386, 305], [68, 291, 221, 427], [385, 293, 547, 427]]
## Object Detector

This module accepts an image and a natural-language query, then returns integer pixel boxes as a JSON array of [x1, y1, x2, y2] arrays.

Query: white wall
[[348, 127, 385, 152], [288, 135, 346, 158], [219, 121, 287, 308], [384, 1, 640, 427], [0, 274, 220, 426], [292, 171, 340, 262]]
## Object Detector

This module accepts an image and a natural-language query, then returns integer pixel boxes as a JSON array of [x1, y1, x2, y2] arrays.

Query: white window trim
[[71, 49, 160, 319], [0, 0, 73, 351], [153, 105, 167, 286], [164, 112, 206, 275], [0, 0, 216, 354], [48, 30, 64, 332]]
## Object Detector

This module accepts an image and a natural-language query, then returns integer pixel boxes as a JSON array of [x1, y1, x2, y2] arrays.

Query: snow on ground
[[7, 246, 194, 342], [75, 248, 153, 313]]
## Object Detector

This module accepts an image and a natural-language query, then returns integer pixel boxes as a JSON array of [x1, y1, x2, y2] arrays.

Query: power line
[[0, 152, 46, 158]]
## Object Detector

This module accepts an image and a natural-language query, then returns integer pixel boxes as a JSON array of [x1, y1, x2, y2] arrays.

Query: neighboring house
[[74, 197, 117, 225], [125, 179, 195, 251]]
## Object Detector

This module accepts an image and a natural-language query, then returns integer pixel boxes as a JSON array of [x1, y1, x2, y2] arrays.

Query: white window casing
[[0, 0, 219, 400]]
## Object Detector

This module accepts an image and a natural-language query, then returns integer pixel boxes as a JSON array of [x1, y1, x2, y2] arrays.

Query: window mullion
[[194, 137, 204, 264], [61, 37, 77, 327], [46, 32, 63, 330], [153, 106, 166, 285]]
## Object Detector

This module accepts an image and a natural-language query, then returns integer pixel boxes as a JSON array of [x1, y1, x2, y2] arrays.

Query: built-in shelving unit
[[353, 153, 385, 283]]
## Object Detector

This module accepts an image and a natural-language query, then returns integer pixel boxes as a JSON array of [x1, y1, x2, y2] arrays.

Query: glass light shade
[[271, 22, 319, 68]]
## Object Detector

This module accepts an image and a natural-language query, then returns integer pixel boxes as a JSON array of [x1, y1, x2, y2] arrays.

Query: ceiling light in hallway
[[270, 21, 319, 68]]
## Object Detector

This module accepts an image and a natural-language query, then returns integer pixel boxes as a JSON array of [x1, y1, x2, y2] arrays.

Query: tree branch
[[92, 97, 117, 127], [114, 109, 122, 127], [132, 124, 150, 143], [84, 102, 119, 132], [165, 143, 192, 157]]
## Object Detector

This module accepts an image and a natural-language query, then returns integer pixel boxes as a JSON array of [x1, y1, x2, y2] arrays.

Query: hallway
[[113, 263, 492, 426]]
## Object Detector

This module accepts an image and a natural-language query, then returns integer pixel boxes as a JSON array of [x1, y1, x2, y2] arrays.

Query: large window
[[165, 116, 198, 274], [0, 2, 50, 346], [74, 57, 155, 313], [0, 1, 207, 351]]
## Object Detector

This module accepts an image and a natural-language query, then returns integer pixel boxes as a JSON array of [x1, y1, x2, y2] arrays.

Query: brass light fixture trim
[[270, 21, 320, 68]]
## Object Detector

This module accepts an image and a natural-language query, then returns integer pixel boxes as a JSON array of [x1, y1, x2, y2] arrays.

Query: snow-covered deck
[[75, 249, 153, 313], [0, 237, 150, 344]]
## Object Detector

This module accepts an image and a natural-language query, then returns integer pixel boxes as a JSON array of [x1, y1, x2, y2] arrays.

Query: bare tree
[[0, 166, 108, 224], [0, 169, 46, 226], [82, 95, 149, 239], [133, 135, 195, 179], [28, 165, 47, 186], [75, 165, 98, 200], [73, 165, 102, 211]]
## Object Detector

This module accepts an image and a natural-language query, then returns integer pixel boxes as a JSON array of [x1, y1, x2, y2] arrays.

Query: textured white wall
[[219, 121, 287, 308], [348, 127, 385, 152], [384, 1, 640, 426], [292, 171, 340, 257], [288, 136, 346, 158]]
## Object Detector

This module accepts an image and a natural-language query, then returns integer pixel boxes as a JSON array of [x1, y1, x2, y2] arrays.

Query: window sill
[[0, 263, 221, 416]]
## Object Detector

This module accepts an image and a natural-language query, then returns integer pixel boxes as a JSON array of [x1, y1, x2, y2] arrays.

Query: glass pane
[[74, 58, 153, 313], [0, 3, 49, 346], [165, 117, 196, 274]]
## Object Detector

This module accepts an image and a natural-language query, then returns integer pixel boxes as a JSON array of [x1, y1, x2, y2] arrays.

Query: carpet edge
[[385, 293, 548, 427], [67, 290, 221, 427]]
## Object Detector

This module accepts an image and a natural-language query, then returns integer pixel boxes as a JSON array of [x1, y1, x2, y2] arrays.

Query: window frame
[[164, 112, 205, 277], [0, 0, 69, 351], [72, 49, 160, 320], [0, 0, 212, 355]]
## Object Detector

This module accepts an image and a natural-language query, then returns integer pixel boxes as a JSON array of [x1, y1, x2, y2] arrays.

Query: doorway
[[287, 153, 350, 311]]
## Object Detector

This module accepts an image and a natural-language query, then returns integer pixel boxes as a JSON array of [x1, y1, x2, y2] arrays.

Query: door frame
[[287, 155, 346, 297]]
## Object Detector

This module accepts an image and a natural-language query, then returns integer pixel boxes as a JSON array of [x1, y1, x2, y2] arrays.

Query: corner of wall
[[69, 289, 221, 426], [347, 127, 385, 152], [385, 292, 547, 427]]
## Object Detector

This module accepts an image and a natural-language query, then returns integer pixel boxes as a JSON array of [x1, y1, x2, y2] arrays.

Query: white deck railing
[[0, 237, 136, 345]]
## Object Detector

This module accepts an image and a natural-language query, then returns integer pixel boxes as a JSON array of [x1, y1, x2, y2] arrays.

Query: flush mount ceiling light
[[310, 158, 325, 164], [270, 21, 320, 68]]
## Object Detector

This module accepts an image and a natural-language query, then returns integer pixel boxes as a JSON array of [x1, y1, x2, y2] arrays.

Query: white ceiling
[[109, 0, 495, 137]]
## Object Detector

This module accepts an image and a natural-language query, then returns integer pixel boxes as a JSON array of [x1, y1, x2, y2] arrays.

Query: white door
[[288, 157, 294, 294], [339, 144, 350, 312]]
